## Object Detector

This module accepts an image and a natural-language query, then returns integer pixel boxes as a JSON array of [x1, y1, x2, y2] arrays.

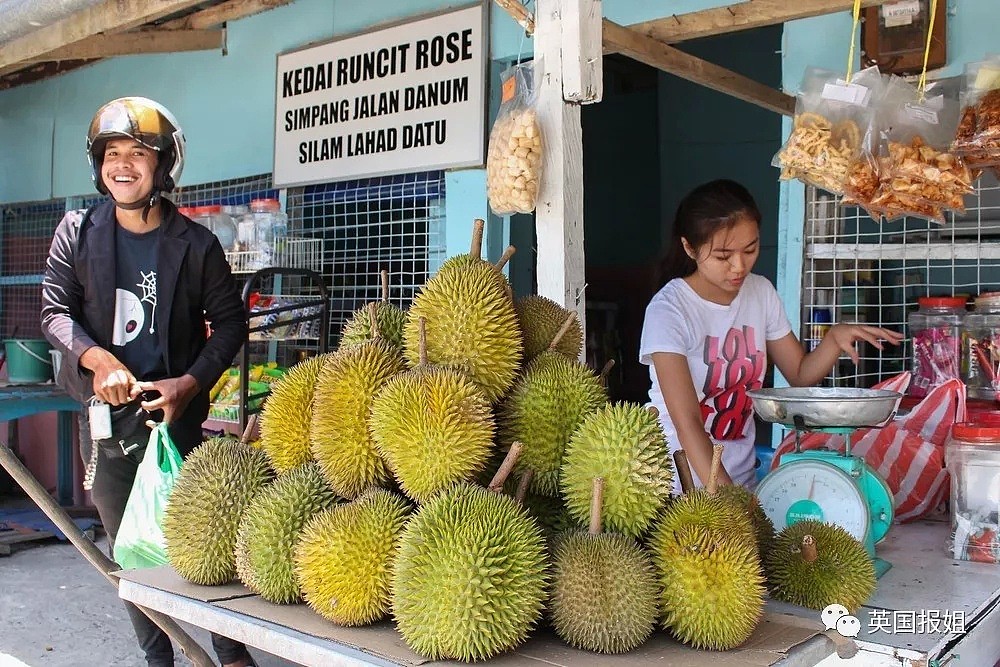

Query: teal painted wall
[[778, 0, 1000, 338]]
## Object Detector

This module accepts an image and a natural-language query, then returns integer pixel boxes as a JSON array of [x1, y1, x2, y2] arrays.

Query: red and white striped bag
[[771, 372, 966, 522]]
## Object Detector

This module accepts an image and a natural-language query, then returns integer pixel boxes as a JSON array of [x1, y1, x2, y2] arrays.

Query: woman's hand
[[826, 323, 904, 365], [131, 375, 201, 424]]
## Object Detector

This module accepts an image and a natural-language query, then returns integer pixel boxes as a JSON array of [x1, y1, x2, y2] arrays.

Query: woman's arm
[[650, 352, 733, 487], [768, 325, 904, 387]]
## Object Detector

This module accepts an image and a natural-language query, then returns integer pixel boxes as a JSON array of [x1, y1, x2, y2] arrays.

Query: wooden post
[[535, 0, 588, 357], [561, 0, 603, 103]]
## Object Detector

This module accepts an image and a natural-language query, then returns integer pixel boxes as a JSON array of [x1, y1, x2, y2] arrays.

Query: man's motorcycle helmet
[[86, 97, 186, 199]]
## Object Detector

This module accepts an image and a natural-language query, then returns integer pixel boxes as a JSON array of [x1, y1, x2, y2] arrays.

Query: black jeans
[[83, 416, 252, 666]]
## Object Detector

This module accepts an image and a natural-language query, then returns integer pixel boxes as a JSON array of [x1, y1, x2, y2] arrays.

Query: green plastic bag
[[113, 423, 183, 569]]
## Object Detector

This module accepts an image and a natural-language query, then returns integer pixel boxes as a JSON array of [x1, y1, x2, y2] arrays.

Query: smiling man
[[40, 97, 253, 667]]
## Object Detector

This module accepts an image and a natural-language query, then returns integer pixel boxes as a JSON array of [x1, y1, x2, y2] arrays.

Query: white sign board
[[273, 4, 487, 188]]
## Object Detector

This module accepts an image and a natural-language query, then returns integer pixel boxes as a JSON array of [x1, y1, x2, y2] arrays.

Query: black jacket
[[41, 199, 247, 445]]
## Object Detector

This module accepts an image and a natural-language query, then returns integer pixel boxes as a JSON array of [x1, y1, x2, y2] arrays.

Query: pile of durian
[[160, 220, 878, 661]]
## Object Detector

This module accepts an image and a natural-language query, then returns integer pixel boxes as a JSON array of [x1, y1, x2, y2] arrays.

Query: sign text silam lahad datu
[[273, 4, 486, 187]]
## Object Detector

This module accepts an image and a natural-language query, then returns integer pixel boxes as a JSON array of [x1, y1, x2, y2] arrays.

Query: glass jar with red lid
[[908, 296, 966, 397]]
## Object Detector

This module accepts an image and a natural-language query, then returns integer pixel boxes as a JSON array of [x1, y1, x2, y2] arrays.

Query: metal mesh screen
[[800, 171, 1000, 387], [286, 171, 446, 349], [0, 198, 66, 339]]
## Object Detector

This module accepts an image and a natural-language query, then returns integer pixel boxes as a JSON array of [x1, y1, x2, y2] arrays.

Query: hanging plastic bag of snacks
[[773, 66, 880, 195], [841, 74, 890, 220], [869, 76, 972, 222], [952, 56, 1000, 168], [486, 60, 544, 216]]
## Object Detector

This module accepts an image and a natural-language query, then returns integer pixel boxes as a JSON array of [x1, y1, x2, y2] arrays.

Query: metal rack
[[218, 267, 329, 431], [800, 171, 1000, 388]]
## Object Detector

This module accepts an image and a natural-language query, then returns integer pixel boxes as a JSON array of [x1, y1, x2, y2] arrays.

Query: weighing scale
[[749, 388, 901, 578]]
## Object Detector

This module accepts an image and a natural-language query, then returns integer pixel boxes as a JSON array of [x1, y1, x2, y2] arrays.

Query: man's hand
[[79, 346, 136, 405], [131, 375, 201, 424]]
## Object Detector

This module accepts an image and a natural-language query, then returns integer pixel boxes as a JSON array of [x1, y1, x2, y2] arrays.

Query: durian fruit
[[294, 489, 411, 626], [515, 295, 583, 362], [234, 463, 338, 603], [257, 354, 330, 473], [717, 484, 776, 559], [403, 221, 522, 403], [434, 218, 512, 295], [338, 270, 406, 350], [560, 403, 672, 538], [163, 438, 274, 585], [499, 314, 607, 496], [310, 338, 405, 498], [391, 447, 548, 662], [550, 478, 659, 653], [765, 520, 876, 613], [651, 523, 766, 650], [370, 317, 494, 503]]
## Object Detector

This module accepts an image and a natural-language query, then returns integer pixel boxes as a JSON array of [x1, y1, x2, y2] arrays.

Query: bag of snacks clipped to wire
[[486, 60, 544, 215], [872, 76, 973, 222], [841, 79, 888, 219], [773, 66, 880, 195], [952, 56, 1000, 168]]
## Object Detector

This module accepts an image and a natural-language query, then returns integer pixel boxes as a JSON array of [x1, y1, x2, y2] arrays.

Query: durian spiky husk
[[560, 403, 672, 538], [294, 489, 411, 626], [234, 463, 338, 603], [765, 520, 875, 613], [499, 352, 607, 496], [370, 365, 494, 503], [403, 261, 522, 403], [652, 524, 765, 650], [258, 354, 330, 473], [163, 439, 274, 585], [550, 531, 659, 653], [515, 295, 583, 362], [338, 301, 406, 350], [436, 253, 510, 293], [310, 340, 405, 498], [652, 489, 757, 552], [716, 485, 776, 559], [391, 482, 548, 661]]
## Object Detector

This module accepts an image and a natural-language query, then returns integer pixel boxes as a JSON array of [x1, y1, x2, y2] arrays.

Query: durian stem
[[495, 245, 516, 271], [599, 359, 615, 387], [707, 444, 724, 495], [241, 413, 258, 445], [801, 535, 818, 563], [589, 477, 605, 536], [471, 219, 485, 258], [515, 469, 534, 503], [380, 269, 390, 303], [673, 450, 695, 495], [417, 317, 428, 367], [548, 312, 577, 351], [488, 441, 522, 492], [646, 405, 659, 419]]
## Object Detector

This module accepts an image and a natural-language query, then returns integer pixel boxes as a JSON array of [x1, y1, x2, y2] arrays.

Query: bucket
[[3, 339, 54, 384]]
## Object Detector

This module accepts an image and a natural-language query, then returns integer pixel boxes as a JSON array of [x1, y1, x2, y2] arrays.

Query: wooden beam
[[562, 0, 603, 104], [535, 0, 588, 345], [602, 19, 795, 116], [162, 0, 295, 30], [0, 0, 205, 73], [614, 0, 888, 47], [23, 30, 223, 64]]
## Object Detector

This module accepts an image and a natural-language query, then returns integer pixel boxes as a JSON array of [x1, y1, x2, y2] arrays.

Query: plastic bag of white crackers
[[487, 60, 544, 215]]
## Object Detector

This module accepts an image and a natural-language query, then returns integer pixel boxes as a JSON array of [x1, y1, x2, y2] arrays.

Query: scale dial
[[755, 459, 870, 543]]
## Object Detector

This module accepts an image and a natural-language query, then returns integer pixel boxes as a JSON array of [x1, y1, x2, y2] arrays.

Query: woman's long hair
[[658, 180, 762, 285]]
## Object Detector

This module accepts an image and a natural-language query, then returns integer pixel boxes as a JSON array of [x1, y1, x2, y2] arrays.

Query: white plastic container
[[947, 422, 1000, 563]]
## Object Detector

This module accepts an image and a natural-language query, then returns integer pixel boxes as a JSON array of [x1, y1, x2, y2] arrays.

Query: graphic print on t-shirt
[[113, 270, 157, 345], [700, 326, 765, 440]]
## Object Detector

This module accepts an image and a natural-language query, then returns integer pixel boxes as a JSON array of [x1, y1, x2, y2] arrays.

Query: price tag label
[[905, 102, 939, 125], [822, 81, 872, 107], [882, 0, 921, 28]]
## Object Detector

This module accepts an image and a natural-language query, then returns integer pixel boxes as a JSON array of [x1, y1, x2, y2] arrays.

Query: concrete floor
[[1, 508, 299, 667]]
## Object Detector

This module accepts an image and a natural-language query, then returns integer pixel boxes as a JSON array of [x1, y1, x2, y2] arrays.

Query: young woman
[[639, 180, 902, 491]]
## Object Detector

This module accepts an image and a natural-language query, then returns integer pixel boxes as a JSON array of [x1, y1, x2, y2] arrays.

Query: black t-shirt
[[111, 224, 168, 381]]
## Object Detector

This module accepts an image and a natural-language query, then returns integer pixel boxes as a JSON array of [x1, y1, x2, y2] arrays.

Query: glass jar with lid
[[962, 293, 1000, 400], [909, 296, 966, 397], [249, 198, 288, 269]]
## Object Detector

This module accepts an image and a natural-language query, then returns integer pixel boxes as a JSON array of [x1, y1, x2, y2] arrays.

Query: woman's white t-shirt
[[639, 274, 792, 492]]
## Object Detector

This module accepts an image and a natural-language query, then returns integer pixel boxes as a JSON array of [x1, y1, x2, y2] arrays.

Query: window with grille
[[800, 171, 1000, 388], [0, 198, 66, 340], [286, 171, 446, 350]]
